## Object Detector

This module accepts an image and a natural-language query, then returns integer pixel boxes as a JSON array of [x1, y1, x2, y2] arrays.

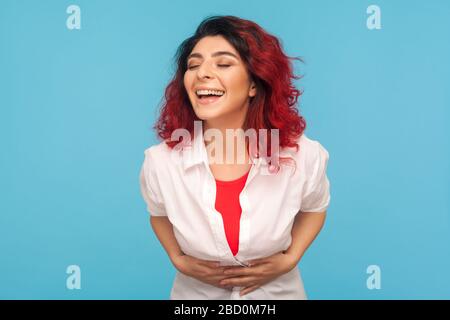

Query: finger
[[195, 263, 230, 278], [240, 285, 260, 296], [223, 267, 254, 276], [196, 274, 231, 289], [199, 260, 221, 268], [247, 258, 269, 267], [208, 275, 235, 290], [209, 274, 232, 283], [198, 266, 227, 277], [220, 276, 256, 287], [210, 267, 229, 276], [197, 261, 227, 274]]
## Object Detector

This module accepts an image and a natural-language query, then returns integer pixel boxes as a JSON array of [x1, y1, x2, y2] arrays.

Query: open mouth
[[195, 89, 225, 104]]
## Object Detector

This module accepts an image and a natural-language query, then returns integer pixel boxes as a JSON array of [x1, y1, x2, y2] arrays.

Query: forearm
[[285, 211, 327, 264], [150, 216, 184, 263]]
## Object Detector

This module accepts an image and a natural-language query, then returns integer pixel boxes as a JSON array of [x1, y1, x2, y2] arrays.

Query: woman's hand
[[171, 254, 232, 290], [220, 211, 326, 296], [220, 251, 299, 296]]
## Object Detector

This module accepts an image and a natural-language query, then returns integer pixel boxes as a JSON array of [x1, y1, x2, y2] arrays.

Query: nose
[[196, 61, 215, 80]]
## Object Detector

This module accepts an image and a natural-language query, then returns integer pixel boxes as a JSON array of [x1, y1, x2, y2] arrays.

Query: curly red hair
[[153, 15, 306, 170]]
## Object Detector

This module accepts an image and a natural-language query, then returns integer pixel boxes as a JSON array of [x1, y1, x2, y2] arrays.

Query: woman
[[139, 15, 331, 300]]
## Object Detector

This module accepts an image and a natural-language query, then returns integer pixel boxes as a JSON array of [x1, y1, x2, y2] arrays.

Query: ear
[[249, 81, 257, 98]]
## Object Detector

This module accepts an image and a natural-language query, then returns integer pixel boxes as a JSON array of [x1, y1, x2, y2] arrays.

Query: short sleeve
[[139, 149, 168, 217], [300, 141, 331, 213]]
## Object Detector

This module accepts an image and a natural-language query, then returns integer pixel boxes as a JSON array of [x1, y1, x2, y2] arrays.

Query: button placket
[[203, 163, 237, 262], [233, 163, 257, 265], [202, 168, 229, 261]]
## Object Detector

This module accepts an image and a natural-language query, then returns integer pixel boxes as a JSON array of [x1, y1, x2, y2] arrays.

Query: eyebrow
[[187, 51, 239, 61]]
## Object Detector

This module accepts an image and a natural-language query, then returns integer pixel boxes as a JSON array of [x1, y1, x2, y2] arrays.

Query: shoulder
[[142, 139, 178, 172], [143, 139, 171, 158], [282, 133, 329, 174], [298, 134, 329, 162]]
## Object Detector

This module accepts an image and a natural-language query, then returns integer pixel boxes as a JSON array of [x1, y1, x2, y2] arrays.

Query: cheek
[[183, 72, 192, 93], [224, 70, 250, 96]]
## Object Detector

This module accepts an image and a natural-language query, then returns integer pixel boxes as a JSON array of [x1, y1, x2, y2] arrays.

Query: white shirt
[[139, 128, 331, 300]]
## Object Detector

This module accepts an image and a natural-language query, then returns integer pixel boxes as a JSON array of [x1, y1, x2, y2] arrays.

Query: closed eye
[[187, 64, 230, 70]]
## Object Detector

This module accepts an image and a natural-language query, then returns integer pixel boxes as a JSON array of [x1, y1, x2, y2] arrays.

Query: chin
[[194, 111, 224, 122], [192, 104, 225, 119]]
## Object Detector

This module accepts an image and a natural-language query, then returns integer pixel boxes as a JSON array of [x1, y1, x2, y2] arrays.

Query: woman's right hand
[[171, 254, 232, 290]]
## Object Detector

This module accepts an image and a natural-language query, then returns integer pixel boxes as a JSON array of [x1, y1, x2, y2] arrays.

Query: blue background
[[1, 0, 449, 299]]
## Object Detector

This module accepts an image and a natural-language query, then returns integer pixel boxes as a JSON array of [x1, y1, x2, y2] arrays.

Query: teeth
[[196, 89, 225, 96]]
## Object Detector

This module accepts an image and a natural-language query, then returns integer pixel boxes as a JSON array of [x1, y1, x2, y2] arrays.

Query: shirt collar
[[181, 125, 294, 172], [181, 126, 208, 171]]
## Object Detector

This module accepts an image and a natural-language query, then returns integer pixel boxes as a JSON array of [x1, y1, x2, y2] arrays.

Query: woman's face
[[183, 35, 257, 125]]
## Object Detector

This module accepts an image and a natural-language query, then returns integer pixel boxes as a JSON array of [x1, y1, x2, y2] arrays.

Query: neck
[[203, 104, 249, 165]]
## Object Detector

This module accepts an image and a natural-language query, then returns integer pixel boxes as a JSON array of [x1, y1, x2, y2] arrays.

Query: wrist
[[170, 252, 185, 271], [282, 250, 302, 271]]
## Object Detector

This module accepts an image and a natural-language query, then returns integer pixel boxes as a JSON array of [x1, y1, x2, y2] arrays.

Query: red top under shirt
[[214, 169, 250, 256]]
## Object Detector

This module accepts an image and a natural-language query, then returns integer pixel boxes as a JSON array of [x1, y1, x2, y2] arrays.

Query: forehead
[[189, 35, 240, 58]]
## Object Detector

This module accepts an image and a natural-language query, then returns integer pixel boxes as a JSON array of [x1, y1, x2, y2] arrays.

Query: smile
[[195, 89, 225, 105]]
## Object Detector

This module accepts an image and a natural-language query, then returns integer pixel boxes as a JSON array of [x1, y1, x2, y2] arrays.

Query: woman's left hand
[[221, 251, 299, 296]]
